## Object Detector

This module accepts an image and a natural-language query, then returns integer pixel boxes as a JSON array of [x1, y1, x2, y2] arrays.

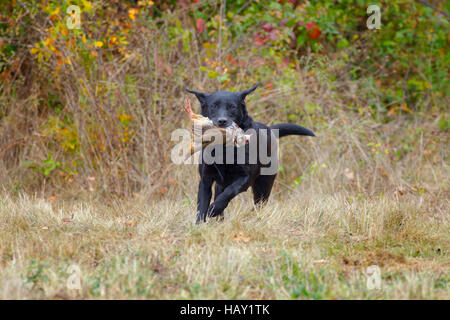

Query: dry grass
[[0, 179, 448, 299]]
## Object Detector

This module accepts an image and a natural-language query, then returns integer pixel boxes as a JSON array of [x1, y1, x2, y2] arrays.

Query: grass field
[[1, 175, 448, 299]]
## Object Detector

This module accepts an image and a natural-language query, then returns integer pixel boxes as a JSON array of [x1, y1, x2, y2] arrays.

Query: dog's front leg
[[197, 177, 213, 223], [207, 175, 249, 218]]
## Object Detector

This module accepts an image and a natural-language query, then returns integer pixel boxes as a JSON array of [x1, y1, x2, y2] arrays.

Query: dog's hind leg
[[252, 174, 276, 205]]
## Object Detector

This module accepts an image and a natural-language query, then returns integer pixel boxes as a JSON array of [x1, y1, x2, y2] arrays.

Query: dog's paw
[[207, 202, 225, 218]]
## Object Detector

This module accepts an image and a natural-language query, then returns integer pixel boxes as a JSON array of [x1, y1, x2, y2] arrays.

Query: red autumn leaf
[[253, 34, 266, 46], [225, 55, 236, 65], [264, 81, 274, 91], [306, 22, 321, 39], [282, 57, 290, 68], [309, 27, 322, 39], [306, 22, 315, 31], [196, 18, 206, 34], [239, 60, 248, 67], [261, 24, 273, 32]]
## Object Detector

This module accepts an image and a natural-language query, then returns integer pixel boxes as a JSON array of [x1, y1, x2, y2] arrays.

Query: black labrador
[[186, 84, 315, 223]]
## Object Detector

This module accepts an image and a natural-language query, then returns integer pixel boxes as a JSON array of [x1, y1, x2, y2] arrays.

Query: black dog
[[186, 84, 315, 223]]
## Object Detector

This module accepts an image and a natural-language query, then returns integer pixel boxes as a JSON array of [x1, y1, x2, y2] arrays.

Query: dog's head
[[185, 84, 258, 129]]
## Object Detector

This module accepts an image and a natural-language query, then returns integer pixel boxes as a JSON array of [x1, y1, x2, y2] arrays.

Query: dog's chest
[[211, 164, 246, 185]]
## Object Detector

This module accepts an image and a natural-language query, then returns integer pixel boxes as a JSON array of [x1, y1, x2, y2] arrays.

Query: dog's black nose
[[217, 118, 229, 128]]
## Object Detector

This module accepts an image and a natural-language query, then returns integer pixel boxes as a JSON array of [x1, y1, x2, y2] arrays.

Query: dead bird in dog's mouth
[[184, 98, 252, 160]]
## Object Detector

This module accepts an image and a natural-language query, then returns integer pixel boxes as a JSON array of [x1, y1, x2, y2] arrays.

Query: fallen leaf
[[233, 232, 250, 243], [48, 193, 56, 203]]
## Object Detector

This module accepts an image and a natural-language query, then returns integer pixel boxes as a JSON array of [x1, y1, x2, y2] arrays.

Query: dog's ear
[[185, 88, 208, 105], [239, 83, 259, 100]]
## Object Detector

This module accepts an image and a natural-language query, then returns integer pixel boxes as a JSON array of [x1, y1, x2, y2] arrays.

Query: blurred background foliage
[[0, 0, 448, 198]]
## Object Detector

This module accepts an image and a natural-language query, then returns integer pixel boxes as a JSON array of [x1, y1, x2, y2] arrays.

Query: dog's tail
[[270, 123, 315, 138]]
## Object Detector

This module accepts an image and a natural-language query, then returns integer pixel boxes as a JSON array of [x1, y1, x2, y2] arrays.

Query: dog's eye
[[226, 104, 234, 110]]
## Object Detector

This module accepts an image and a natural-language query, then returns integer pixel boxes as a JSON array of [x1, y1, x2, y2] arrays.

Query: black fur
[[270, 123, 315, 138], [186, 84, 315, 223]]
